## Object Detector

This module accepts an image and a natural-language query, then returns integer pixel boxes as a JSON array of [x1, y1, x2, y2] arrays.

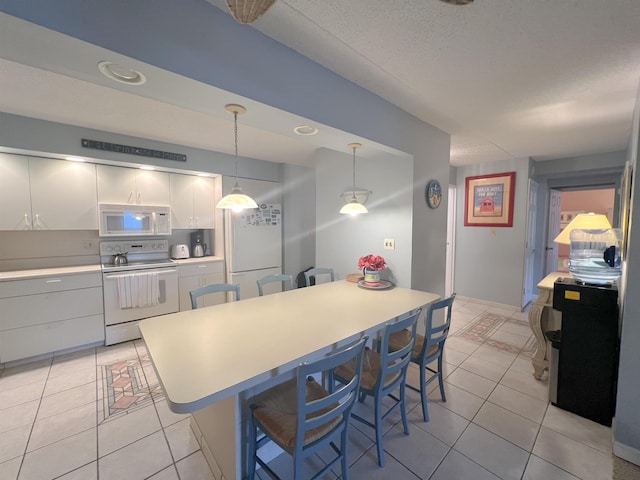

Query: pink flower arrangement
[[358, 254, 386, 272]]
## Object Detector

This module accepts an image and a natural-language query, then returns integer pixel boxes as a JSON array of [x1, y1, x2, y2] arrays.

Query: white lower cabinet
[[178, 260, 225, 311], [0, 271, 104, 363]]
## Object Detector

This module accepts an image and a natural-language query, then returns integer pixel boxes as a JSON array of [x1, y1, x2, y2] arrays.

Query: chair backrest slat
[[295, 336, 367, 448], [190, 283, 240, 309], [421, 294, 456, 360], [304, 267, 335, 287], [257, 274, 294, 296], [377, 309, 421, 391]]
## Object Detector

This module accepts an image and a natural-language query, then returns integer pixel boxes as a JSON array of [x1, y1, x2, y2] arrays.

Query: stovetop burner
[[101, 259, 177, 272], [100, 239, 176, 272]]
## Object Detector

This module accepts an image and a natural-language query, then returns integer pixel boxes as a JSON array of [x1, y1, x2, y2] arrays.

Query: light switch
[[384, 238, 395, 251]]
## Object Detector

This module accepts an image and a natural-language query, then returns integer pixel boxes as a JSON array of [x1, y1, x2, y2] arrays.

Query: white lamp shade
[[216, 184, 259, 212], [554, 212, 612, 244], [340, 198, 368, 215]]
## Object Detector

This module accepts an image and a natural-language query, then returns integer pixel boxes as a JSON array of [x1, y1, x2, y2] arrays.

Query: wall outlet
[[384, 238, 395, 251], [82, 240, 95, 250]]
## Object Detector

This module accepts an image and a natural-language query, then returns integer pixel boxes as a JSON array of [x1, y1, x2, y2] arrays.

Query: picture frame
[[464, 171, 516, 227]]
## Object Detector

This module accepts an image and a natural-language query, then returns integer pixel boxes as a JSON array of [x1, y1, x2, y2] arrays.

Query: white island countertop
[[139, 280, 440, 413]]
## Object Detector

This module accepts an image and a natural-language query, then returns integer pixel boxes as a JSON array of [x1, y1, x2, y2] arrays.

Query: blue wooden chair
[[257, 273, 294, 296], [332, 309, 420, 467], [389, 294, 456, 422], [189, 283, 240, 309], [248, 336, 368, 480], [304, 267, 335, 287]]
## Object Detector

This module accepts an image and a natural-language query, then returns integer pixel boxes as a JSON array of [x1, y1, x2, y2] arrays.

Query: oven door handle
[[104, 268, 177, 280]]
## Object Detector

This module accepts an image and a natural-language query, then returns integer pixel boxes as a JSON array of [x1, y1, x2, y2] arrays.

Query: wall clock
[[425, 179, 442, 209]]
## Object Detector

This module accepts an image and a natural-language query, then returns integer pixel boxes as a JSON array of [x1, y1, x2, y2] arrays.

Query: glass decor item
[[569, 228, 622, 285]]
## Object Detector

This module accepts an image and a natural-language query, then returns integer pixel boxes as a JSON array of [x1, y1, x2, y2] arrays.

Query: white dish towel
[[116, 272, 160, 309]]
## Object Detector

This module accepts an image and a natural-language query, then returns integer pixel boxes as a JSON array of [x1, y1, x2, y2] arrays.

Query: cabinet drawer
[[0, 272, 102, 298], [178, 261, 224, 278], [0, 314, 104, 363], [0, 286, 104, 330]]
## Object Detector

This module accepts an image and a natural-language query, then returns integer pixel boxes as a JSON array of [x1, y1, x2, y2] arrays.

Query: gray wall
[[315, 148, 414, 287], [454, 158, 532, 307], [282, 164, 316, 280], [614, 82, 640, 464]]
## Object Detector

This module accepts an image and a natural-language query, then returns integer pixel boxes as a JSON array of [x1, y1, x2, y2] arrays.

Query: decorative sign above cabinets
[[82, 139, 187, 162]]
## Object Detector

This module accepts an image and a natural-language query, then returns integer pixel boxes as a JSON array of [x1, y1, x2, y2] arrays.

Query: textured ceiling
[[228, 0, 640, 165], [2, 1, 640, 168]]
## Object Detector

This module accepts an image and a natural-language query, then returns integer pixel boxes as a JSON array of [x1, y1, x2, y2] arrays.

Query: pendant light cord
[[234, 110, 239, 182], [351, 146, 357, 199]]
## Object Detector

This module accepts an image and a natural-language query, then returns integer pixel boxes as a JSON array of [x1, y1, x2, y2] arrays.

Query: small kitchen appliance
[[98, 204, 171, 237], [171, 244, 190, 259], [190, 229, 207, 257]]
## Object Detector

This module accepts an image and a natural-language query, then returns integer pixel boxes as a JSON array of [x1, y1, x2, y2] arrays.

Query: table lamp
[[553, 212, 612, 244]]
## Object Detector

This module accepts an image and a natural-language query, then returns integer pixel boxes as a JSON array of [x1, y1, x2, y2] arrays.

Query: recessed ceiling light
[[197, 173, 212, 177], [139, 166, 155, 171], [294, 125, 318, 136], [98, 61, 146, 85], [65, 156, 86, 162]]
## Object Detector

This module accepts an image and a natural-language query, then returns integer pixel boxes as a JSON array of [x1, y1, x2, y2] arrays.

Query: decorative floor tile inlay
[[453, 313, 534, 354], [99, 355, 161, 422]]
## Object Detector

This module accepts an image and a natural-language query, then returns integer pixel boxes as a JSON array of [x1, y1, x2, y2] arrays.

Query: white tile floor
[[0, 297, 638, 480]]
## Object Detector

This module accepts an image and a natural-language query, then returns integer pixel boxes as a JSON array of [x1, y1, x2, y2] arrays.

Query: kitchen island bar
[[139, 280, 439, 479]]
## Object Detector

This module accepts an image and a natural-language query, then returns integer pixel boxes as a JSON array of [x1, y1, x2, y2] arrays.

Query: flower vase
[[363, 268, 381, 285]]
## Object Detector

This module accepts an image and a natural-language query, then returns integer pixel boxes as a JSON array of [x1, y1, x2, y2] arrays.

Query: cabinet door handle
[[137, 192, 141, 204], [24, 213, 31, 229], [45, 279, 62, 283], [34, 214, 41, 229], [194, 217, 198, 227], [198, 265, 208, 269], [128, 192, 134, 204]]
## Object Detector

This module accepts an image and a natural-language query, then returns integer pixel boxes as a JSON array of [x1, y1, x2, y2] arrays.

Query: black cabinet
[[552, 278, 619, 426]]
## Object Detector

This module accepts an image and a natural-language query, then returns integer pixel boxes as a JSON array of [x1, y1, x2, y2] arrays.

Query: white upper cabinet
[[0, 153, 32, 230], [97, 164, 170, 205], [0, 154, 98, 230], [29, 157, 99, 230], [170, 174, 216, 229]]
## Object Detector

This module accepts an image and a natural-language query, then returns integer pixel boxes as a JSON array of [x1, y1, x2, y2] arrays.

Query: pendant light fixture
[[340, 143, 368, 215], [216, 104, 259, 212]]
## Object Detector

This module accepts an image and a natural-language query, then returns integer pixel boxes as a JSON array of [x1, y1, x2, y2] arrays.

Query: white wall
[[315, 148, 414, 286], [454, 158, 532, 307], [614, 81, 640, 465]]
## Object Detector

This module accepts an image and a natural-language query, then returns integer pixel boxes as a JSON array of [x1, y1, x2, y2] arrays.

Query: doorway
[[545, 188, 616, 275], [445, 185, 456, 296]]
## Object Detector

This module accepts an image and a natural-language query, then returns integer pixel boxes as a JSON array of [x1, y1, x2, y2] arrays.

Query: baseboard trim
[[456, 295, 521, 313], [614, 440, 640, 467]]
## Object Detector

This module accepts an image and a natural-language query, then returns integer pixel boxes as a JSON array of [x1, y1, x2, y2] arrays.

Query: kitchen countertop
[[172, 256, 223, 265], [0, 264, 103, 281]]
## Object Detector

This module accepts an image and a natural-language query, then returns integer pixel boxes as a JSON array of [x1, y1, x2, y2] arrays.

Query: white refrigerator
[[224, 179, 282, 299]]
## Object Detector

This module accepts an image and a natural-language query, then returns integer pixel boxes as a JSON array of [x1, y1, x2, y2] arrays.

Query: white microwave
[[99, 204, 171, 237]]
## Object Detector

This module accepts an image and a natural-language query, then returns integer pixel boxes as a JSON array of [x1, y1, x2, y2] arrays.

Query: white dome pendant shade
[[340, 143, 368, 215], [216, 104, 259, 212]]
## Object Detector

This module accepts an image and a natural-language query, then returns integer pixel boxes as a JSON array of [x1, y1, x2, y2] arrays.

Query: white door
[[445, 185, 456, 297], [523, 180, 538, 308], [545, 189, 562, 275]]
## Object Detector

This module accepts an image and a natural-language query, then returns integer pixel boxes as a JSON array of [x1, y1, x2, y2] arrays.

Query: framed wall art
[[464, 171, 516, 227]]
